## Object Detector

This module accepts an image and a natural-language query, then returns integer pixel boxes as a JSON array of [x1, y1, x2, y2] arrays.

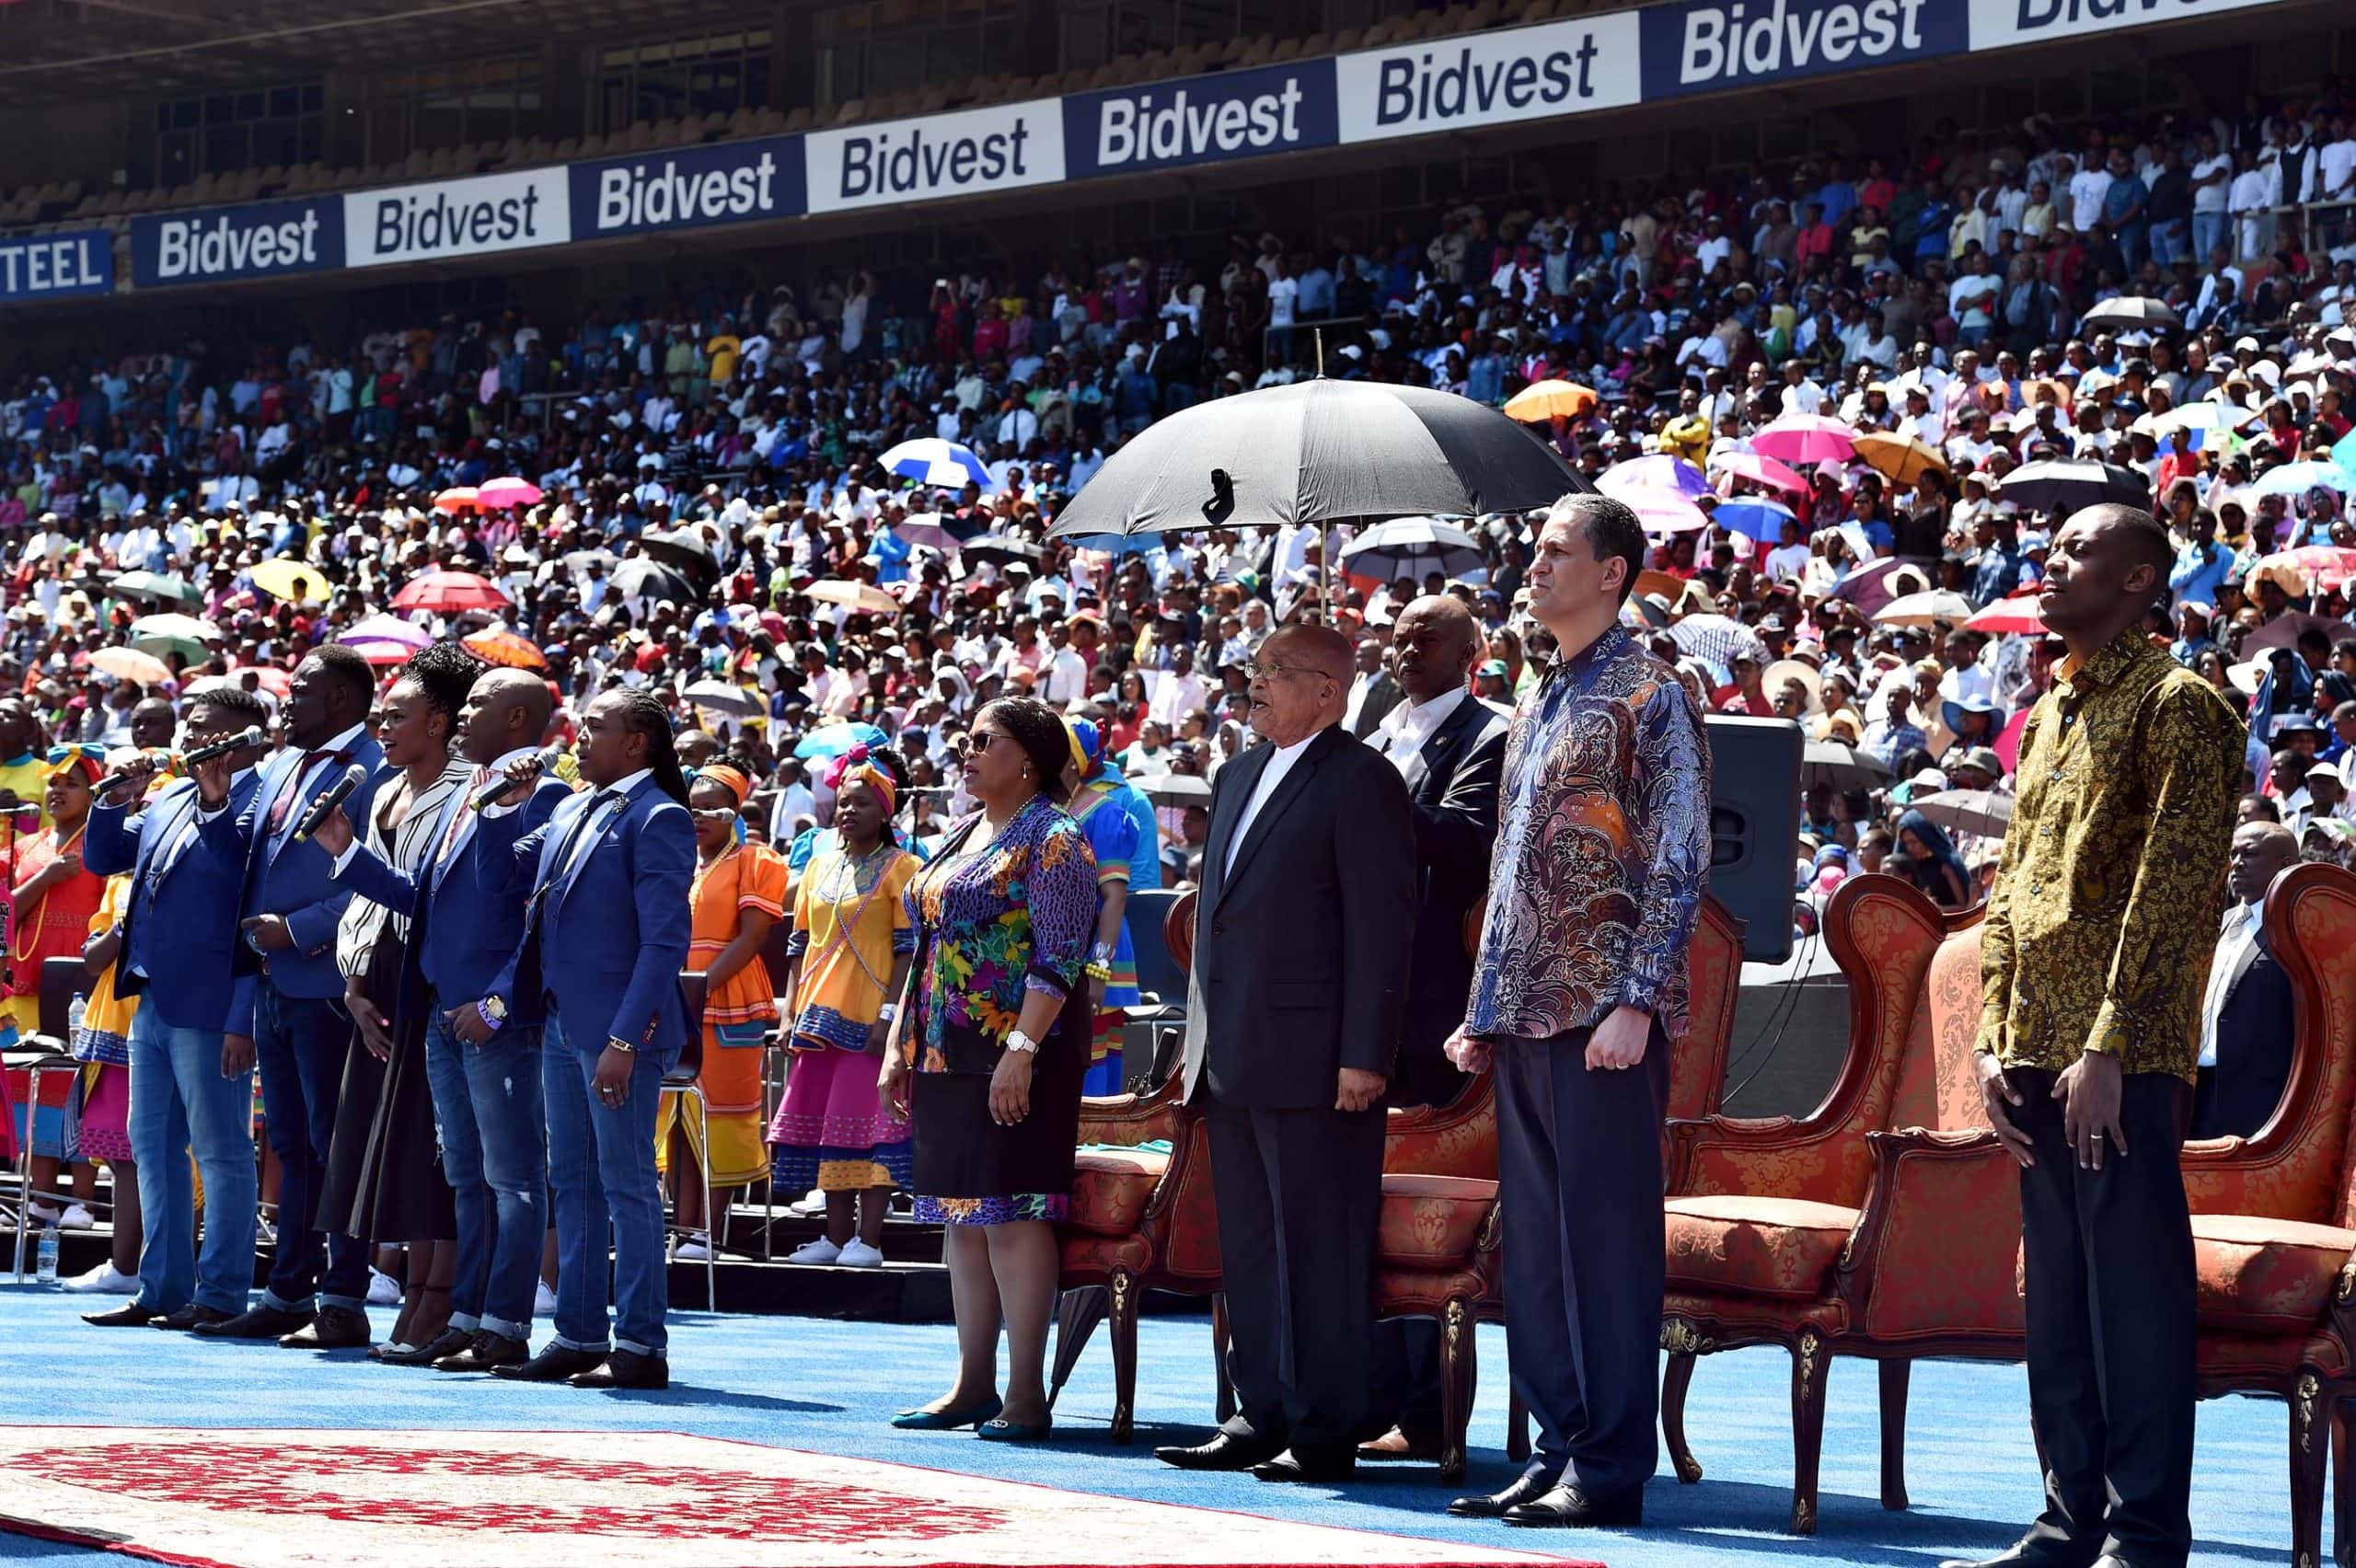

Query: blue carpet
[[0, 1284, 2304, 1566]]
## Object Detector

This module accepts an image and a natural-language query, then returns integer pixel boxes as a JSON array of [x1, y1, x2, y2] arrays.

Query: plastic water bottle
[[67, 992, 86, 1041], [36, 1226, 59, 1286]]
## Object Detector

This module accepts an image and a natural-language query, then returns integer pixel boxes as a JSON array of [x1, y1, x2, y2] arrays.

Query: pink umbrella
[[1966, 591, 2046, 635], [433, 487, 479, 513], [1620, 486, 1711, 535], [1599, 454, 1710, 500], [1994, 708, 2031, 776], [1750, 414, 1857, 467], [339, 613, 431, 651], [1713, 450, 1809, 497], [476, 476, 543, 510]]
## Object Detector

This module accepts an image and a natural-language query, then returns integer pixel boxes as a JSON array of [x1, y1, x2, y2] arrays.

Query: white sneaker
[[58, 1204, 96, 1230], [787, 1191, 826, 1217], [785, 1237, 842, 1265], [534, 1279, 559, 1317], [672, 1234, 713, 1262], [366, 1267, 402, 1306], [62, 1260, 136, 1294], [25, 1202, 63, 1226], [837, 1239, 885, 1268]]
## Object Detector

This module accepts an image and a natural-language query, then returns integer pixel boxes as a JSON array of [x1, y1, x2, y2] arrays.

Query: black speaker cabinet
[[1702, 715, 1802, 963]]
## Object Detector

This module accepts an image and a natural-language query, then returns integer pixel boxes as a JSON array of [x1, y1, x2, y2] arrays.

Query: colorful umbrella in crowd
[[225, 664, 291, 699], [1876, 589, 1977, 628], [391, 571, 509, 614], [247, 558, 331, 602], [801, 579, 901, 616], [1619, 486, 1711, 535], [1712, 450, 1808, 497], [2254, 460, 2356, 498], [475, 477, 543, 510], [2246, 546, 2356, 594], [1750, 413, 1856, 467], [794, 721, 885, 761], [1668, 614, 1767, 667], [433, 487, 479, 513], [1501, 379, 1600, 422], [878, 438, 992, 490], [88, 646, 174, 686], [340, 614, 431, 652], [107, 571, 201, 606], [1599, 455, 1710, 500], [1966, 590, 2048, 635], [127, 613, 218, 662], [895, 513, 960, 555], [1852, 432, 1948, 487], [462, 628, 547, 669], [1713, 497, 1795, 542]]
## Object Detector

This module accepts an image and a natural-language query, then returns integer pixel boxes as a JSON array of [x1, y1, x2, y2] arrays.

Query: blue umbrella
[[2256, 460, 2356, 499], [879, 438, 991, 490], [794, 721, 886, 761], [1713, 497, 1795, 542]]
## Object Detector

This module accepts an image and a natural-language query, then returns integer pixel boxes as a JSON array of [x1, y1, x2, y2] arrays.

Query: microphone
[[473, 747, 565, 812], [292, 765, 368, 845], [95, 726, 267, 793]]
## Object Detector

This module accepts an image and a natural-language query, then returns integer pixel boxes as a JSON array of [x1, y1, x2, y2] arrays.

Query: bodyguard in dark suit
[[1359, 594, 1509, 1460], [193, 646, 387, 1350], [2191, 822, 2299, 1141], [1156, 623, 1415, 1484], [1345, 638, 1403, 741], [78, 687, 270, 1331]]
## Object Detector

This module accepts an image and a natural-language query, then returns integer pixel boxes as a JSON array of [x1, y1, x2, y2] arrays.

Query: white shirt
[[1224, 730, 1319, 878], [1374, 687, 1467, 777], [2069, 167, 2113, 234], [2191, 153, 2233, 213], [205, 722, 366, 821], [2198, 901, 2263, 1069], [559, 769, 648, 881]]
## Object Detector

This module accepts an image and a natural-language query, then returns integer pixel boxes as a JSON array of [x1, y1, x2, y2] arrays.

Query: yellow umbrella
[[1852, 432, 1949, 487], [802, 579, 901, 616], [248, 558, 331, 603], [1502, 379, 1600, 423]]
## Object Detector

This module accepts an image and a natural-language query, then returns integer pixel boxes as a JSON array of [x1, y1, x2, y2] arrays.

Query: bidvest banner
[[569, 136, 805, 241], [0, 229, 110, 301], [1334, 9, 1643, 144], [805, 99, 1065, 214], [1967, 0, 2292, 52], [130, 198, 343, 288], [1642, 0, 1964, 98], [1063, 62, 1339, 179], [343, 167, 571, 269]]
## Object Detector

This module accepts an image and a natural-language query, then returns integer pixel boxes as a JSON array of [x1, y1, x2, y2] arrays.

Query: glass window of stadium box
[[155, 81, 323, 186], [1057, 0, 1285, 73], [595, 29, 773, 133], [365, 57, 546, 161], [813, 0, 1018, 107]]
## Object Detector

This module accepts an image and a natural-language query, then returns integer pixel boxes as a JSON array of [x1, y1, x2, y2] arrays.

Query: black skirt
[[908, 984, 1091, 1204], [318, 929, 455, 1245]]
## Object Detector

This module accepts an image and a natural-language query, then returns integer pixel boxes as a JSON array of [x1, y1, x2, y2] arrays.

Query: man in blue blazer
[[78, 687, 270, 1332], [481, 688, 695, 1390], [316, 668, 565, 1372], [191, 645, 387, 1350]]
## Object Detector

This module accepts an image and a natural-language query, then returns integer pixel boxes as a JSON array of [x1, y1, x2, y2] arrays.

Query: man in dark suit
[[1345, 634, 1403, 741], [78, 686, 269, 1331], [1157, 622, 1415, 1483], [193, 645, 387, 1350], [1360, 594, 1509, 1462], [2192, 821, 2299, 1140], [316, 668, 568, 1371]]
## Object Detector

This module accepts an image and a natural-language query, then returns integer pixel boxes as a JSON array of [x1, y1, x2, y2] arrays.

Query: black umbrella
[[610, 558, 699, 605], [2079, 295, 2182, 334], [960, 536, 1045, 570], [1998, 459, 2151, 516], [1045, 378, 1588, 543], [640, 527, 718, 583]]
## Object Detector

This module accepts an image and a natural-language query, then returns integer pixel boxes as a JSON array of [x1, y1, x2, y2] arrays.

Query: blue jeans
[[124, 1009, 257, 1314], [422, 1003, 547, 1342], [543, 1013, 676, 1356], [2149, 218, 2189, 268], [2192, 211, 2228, 267], [251, 982, 369, 1313]]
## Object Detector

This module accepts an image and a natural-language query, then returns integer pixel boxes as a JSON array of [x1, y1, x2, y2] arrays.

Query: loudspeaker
[[1702, 715, 1802, 963]]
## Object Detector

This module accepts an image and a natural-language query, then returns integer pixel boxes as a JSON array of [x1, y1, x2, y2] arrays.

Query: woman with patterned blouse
[[882, 697, 1097, 1443]]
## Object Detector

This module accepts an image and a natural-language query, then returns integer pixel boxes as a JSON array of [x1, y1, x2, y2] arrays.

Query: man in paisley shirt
[[1445, 492, 1710, 1530], [1952, 504, 2243, 1568]]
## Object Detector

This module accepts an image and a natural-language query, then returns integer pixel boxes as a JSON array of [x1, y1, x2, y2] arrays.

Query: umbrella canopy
[[433, 487, 480, 513], [342, 638, 421, 668], [225, 664, 292, 698], [1852, 432, 1948, 487], [1802, 740, 1889, 792], [1045, 378, 1586, 541], [1875, 589, 1978, 628], [341, 614, 431, 652], [1618, 486, 1711, 535], [1713, 497, 1795, 541], [2135, 402, 2237, 451], [1668, 614, 1768, 667], [476, 476, 543, 510], [128, 613, 220, 662], [247, 558, 331, 603], [2000, 458, 2150, 514], [683, 680, 765, 719], [878, 438, 992, 490], [107, 571, 201, 606], [895, 513, 960, 555], [639, 527, 719, 582], [1337, 517, 1486, 582], [2245, 613, 2352, 657], [1501, 379, 1599, 422], [390, 571, 509, 614], [2254, 460, 2356, 499], [1750, 413, 1857, 467], [1712, 450, 1809, 497], [2080, 296, 2182, 334], [1598, 455, 1710, 500], [1911, 789, 2015, 839], [1142, 774, 1213, 807], [88, 646, 174, 686], [462, 628, 547, 669], [1966, 591, 2048, 635], [794, 721, 887, 761], [959, 536, 1045, 570], [802, 579, 901, 616], [563, 548, 618, 573], [610, 558, 699, 605], [2246, 545, 2356, 594]]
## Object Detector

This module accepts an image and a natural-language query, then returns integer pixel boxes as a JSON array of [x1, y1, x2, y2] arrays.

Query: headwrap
[[45, 744, 104, 785], [1065, 717, 1104, 781], [696, 764, 753, 809], [822, 743, 898, 817]]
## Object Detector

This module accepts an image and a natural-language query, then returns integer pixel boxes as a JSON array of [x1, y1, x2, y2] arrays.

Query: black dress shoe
[[191, 1304, 313, 1340], [435, 1331, 528, 1372], [1154, 1432, 1286, 1471], [1936, 1543, 2103, 1568], [279, 1305, 370, 1349], [377, 1327, 474, 1366], [492, 1345, 609, 1383], [152, 1304, 236, 1332], [569, 1350, 669, 1389], [82, 1302, 161, 1327], [1503, 1482, 1645, 1528], [1449, 1470, 1559, 1518], [1251, 1448, 1356, 1483]]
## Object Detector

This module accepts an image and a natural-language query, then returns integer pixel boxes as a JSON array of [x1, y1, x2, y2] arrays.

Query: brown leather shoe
[[279, 1305, 371, 1350], [434, 1331, 528, 1372], [1357, 1425, 1443, 1461]]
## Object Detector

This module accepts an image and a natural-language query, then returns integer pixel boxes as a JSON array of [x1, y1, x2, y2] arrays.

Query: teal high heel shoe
[[892, 1396, 1003, 1431], [975, 1414, 1053, 1443]]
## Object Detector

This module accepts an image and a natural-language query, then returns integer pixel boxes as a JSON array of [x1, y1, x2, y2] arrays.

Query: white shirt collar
[[602, 767, 653, 799], [315, 721, 367, 755], [1388, 686, 1467, 733]]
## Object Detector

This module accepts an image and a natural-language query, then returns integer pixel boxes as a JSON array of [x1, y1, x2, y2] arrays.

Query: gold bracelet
[[1085, 961, 1112, 982]]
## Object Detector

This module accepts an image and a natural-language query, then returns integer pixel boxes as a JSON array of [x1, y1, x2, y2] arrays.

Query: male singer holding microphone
[[313, 668, 566, 1371], [192, 646, 387, 1350], [78, 687, 269, 1330]]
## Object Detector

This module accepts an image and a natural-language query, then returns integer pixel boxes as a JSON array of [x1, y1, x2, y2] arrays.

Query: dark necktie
[[266, 749, 336, 832], [544, 789, 623, 891]]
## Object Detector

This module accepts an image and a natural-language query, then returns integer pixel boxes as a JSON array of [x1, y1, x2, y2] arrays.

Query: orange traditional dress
[[654, 841, 789, 1188]]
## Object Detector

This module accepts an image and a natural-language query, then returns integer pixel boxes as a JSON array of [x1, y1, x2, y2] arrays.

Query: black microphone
[[96, 726, 267, 793], [292, 764, 368, 845], [473, 747, 565, 812]]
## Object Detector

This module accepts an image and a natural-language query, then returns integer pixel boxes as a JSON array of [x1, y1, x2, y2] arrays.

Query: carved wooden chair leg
[[1661, 1350, 1702, 1484], [1107, 1269, 1139, 1444], [1438, 1299, 1474, 1485], [1506, 1388, 1530, 1463], [1788, 1330, 1829, 1536], [1210, 1292, 1236, 1424], [1878, 1358, 1911, 1511], [2331, 1390, 2356, 1568], [2292, 1371, 2329, 1568]]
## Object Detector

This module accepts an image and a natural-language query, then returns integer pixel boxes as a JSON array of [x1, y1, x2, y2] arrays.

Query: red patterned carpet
[[0, 1427, 1597, 1568]]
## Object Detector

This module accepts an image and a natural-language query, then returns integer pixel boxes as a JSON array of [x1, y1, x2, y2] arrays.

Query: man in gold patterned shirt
[[1948, 504, 2245, 1568]]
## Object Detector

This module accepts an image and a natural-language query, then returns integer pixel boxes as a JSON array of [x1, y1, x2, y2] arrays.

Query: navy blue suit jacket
[[84, 770, 261, 1034], [491, 775, 694, 1055], [333, 774, 566, 1020]]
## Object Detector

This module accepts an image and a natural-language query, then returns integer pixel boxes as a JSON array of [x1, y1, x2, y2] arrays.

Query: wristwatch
[[477, 995, 508, 1032], [606, 1036, 638, 1055], [1004, 1028, 1040, 1056]]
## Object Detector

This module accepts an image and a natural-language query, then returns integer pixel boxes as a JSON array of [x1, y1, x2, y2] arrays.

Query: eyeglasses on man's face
[[1242, 661, 1319, 683]]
